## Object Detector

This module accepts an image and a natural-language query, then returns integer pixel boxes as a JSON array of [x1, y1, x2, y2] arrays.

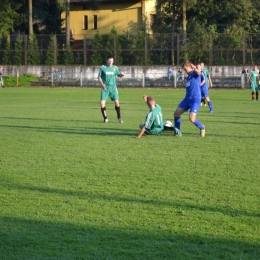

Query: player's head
[[196, 63, 202, 70], [200, 62, 205, 69], [147, 96, 156, 109], [182, 60, 193, 74], [106, 56, 114, 66], [253, 65, 257, 71]]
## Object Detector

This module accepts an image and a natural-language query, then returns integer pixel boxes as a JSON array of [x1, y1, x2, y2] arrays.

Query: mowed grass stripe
[[0, 88, 259, 259]]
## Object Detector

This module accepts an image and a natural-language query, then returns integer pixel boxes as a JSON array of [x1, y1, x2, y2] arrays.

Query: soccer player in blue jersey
[[173, 60, 205, 137], [197, 64, 214, 113], [137, 95, 164, 138]]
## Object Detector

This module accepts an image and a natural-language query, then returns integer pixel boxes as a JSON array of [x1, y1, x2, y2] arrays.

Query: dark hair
[[106, 56, 114, 60], [182, 60, 192, 68]]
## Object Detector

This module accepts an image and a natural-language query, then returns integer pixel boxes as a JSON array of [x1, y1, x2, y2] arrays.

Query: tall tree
[[0, 0, 21, 36], [29, 0, 33, 35], [65, 0, 70, 46], [13, 34, 24, 65]]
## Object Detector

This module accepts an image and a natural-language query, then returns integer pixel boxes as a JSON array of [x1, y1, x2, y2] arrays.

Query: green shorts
[[250, 82, 259, 91], [100, 87, 119, 101]]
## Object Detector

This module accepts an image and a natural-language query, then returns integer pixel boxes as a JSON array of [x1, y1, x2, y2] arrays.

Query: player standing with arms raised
[[98, 56, 124, 123], [173, 60, 205, 137]]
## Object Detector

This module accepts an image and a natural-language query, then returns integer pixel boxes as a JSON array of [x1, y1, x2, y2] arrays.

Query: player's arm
[[98, 68, 106, 90], [115, 67, 124, 77], [208, 75, 213, 88], [143, 94, 147, 103], [98, 77, 106, 90], [200, 73, 205, 86], [137, 126, 146, 138], [248, 74, 253, 84]]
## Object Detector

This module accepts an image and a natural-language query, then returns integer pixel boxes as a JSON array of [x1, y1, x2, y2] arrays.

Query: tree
[[13, 34, 24, 65], [46, 34, 59, 65], [90, 31, 104, 65], [28, 34, 40, 65], [2, 36, 12, 65], [0, 0, 21, 37], [65, 0, 70, 46], [29, 0, 33, 35], [106, 27, 122, 65], [63, 45, 74, 65]]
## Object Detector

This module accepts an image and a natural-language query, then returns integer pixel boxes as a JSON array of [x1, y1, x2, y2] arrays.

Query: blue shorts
[[178, 98, 201, 114], [201, 87, 209, 98]]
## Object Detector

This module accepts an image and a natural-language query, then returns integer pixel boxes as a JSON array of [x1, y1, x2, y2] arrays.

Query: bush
[[2, 74, 37, 87]]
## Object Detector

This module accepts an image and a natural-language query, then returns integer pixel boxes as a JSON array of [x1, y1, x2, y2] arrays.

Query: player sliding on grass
[[173, 60, 205, 137], [137, 95, 164, 138], [98, 56, 124, 123]]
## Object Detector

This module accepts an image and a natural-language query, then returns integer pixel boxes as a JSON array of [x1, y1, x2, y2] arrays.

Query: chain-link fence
[[1, 33, 260, 66]]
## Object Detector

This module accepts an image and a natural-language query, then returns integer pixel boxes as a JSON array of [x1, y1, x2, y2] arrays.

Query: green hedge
[[2, 75, 37, 87]]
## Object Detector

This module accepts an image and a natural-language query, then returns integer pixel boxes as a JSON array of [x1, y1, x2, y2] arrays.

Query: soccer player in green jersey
[[98, 56, 125, 123], [137, 95, 164, 138], [248, 65, 259, 101]]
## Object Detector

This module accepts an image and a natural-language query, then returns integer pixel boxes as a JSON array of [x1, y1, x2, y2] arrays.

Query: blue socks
[[174, 117, 181, 130], [194, 119, 204, 130], [208, 100, 213, 111]]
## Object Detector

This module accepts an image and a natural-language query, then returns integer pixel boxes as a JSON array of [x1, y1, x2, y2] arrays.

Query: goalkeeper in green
[[98, 56, 124, 123]]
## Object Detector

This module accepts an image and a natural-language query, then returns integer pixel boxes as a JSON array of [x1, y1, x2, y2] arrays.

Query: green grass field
[[0, 87, 259, 260]]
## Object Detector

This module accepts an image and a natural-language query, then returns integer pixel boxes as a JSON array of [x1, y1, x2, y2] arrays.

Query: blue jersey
[[200, 71, 206, 88], [185, 70, 201, 100]]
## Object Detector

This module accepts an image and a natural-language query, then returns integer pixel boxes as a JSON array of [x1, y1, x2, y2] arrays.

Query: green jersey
[[144, 104, 164, 134], [98, 64, 121, 88], [249, 70, 259, 85], [202, 68, 210, 88]]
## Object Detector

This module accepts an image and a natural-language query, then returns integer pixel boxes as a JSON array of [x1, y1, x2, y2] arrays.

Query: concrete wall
[[2, 65, 245, 77], [1, 65, 246, 88]]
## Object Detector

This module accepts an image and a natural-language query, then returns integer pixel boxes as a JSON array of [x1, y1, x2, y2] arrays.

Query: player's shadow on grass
[[1, 215, 259, 259], [4, 182, 259, 219], [0, 124, 136, 136]]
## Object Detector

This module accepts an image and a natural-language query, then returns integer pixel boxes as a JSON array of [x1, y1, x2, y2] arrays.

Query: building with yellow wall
[[62, 0, 156, 40]]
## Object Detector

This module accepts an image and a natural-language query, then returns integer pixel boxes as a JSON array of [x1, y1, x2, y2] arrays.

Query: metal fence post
[[142, 72, 145, 88], [51, 68, 54, 87], [24, 35, 28, 65], [177, 34, 180, 65], [16, 68, 19, 87], [84, 35, 87, 66], [80, 72, 83, 87], [243, 33, 246, 66], [54, 34, 57, 65], [114, 34, 117, 64], [174, 71, 177, 88], [145, 33, 148, 66]]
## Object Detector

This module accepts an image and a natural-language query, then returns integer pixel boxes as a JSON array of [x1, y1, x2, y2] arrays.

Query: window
[[84, 16, 88, 30], [93, 15, 97, 30]]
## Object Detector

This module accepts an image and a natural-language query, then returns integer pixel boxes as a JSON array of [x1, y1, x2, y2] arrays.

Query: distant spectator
[[177, 68, 184, 83], [242, 67, 249, 74], [241, 67, 249, 89], [167, 67, 173, 80], [0, 66, 4, 87]]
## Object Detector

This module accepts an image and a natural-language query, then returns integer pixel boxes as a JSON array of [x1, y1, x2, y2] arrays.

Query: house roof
[[70, 0, 139, 2]]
